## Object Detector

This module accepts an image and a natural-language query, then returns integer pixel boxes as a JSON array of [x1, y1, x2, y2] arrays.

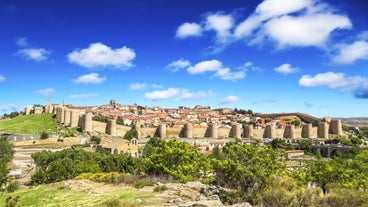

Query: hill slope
[[0, 114, 59, 135]]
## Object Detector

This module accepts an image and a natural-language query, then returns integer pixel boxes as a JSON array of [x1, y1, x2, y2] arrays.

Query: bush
[[40, 131, 49, 139], [95, 197, 123, 207], [6, 180, 20, 193], [90, 136, 101, 144], [153, 185, 168, 192], [6, 196, 20, 207], [133, 178, 155, 189]]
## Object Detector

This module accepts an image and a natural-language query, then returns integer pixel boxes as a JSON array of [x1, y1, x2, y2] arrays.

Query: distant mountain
[[338, 117, 368, 127]]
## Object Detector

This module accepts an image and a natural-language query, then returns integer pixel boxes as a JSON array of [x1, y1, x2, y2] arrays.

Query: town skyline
[[1, 0, 368, 118]]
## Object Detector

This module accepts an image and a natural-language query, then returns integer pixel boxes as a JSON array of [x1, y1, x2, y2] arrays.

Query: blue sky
[[1, 0, 368, 118]]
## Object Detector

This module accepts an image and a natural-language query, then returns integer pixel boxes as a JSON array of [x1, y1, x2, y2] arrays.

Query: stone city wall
[[49, 105, 342, 139]]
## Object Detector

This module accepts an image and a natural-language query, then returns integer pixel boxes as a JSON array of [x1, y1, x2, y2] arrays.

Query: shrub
[[95, 197, 123, 207], [153, 185, 168, 192], [133, 178, 155, 189], [90, 136, 101, 144], [40, 131, 49, 139], [6, 180, 20, 193], [6, 196, 20, 207]]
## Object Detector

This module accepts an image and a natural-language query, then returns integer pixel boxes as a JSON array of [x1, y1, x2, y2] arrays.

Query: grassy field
[[0, 180, 157, 207], [0, 114, 59, 135]]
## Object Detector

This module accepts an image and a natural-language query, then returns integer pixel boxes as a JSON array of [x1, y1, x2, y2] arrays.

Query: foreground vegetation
[[16, 137, 367, 206], [0, 181, 156, 207]]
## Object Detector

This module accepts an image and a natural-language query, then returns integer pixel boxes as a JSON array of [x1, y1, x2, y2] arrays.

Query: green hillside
[[0, 114, 59, 135]]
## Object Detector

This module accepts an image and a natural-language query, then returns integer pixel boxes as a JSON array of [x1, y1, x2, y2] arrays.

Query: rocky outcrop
[[149, 181, 253, 207]]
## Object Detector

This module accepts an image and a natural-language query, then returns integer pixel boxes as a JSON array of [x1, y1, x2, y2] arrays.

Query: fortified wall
[[52, 105, 343, 139]]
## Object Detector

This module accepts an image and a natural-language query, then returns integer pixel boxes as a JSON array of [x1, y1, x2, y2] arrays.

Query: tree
[[0, 138, 15, 189], [145, 140, 203, 182], [297, 139, 313, 153], [124, 128, 138, 141], [212, 140, 286, 198]]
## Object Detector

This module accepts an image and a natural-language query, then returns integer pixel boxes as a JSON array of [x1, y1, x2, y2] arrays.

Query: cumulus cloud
[[166, 58, 191, 72], [299, 72, 368, 98], [274, 63, 299, 74], [187, 59, 245, 81], [16, 48, 50, 61], [0, 104, 19, 112], [145, 88, 214, 101], [221, 95, 240, 104], [36, 88, 55, 96], [215, 68, 245, 81], [178, 0, 352, 51], [187, 59, 223, 74], [145, 88, 181, 101], [262, 14, 351, 48], [72, 73, 106, 84], [68, 42, 136, 69], [176, 22, 203, 38], [69, 93, 98, 99], [333, 41, 368, 64], [0, 74, 5, 82], [205, 13, 234, 43], [129, 83, 147, 90]]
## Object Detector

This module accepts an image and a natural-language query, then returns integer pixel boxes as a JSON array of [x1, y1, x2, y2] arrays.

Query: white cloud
[[187, 59, 223, 74], [69, 93, 98, 99], [299, 72, 367, 92], [166, 58, 191, 72], [129, 83, 147, 90], [36, 88, 55, 96], [145, 88, 214, 101], [145, 88, 181, 101], [333, 41, 368, 64], [205, 13, 234, 43], [72, 73, 106, 84], [187, 59, 246, 81], [221, 95, 240, 104], [274, 63, 299, 74], [215, 68, 245, 81], [0, 104, 19, 112], [176, 22, 203, 38], [263, 14, 351, 47], [179, 0, 352, 51], [0, 74, 5, 82], [255, 0, 312, 20], [67, 42, 136, 69], [16, 37, 28, 47], [16, 48, 50, 61]]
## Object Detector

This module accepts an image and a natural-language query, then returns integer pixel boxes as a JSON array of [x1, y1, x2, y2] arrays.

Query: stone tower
[[70, 110, 80, 128], [284, 125, 295, 139], [244, 125, 254, 138], [265, 123, 276, 138], [210, 122, 218, 138], [330, 119, 342, 135], [159, 124, 167, 138], [64, 109, 71, 126], [185, 123, 193, 138], [231, 123, 242, 138], [106, 118, 117, 136], [83, 113, 93, 133], [318, 122, 329, 138], [302, 123, 312, 138]]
